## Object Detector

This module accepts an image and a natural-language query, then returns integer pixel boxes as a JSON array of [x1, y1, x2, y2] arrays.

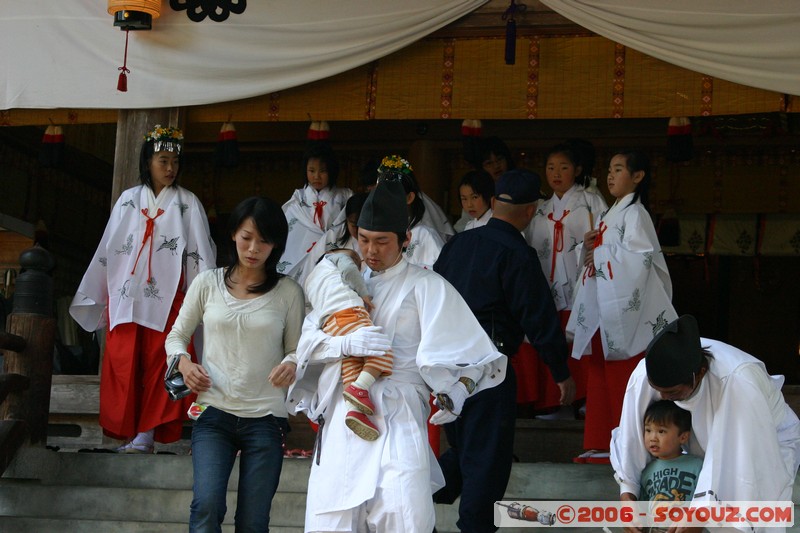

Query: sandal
[[116, 441, 154, 454]]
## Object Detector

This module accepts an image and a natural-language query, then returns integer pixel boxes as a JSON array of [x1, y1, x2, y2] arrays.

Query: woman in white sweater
[[165, 196, 305, 533]]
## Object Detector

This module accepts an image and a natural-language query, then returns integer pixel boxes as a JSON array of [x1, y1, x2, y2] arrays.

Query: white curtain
[[0, 1, 487, 110], [541, 0, 800, 96]]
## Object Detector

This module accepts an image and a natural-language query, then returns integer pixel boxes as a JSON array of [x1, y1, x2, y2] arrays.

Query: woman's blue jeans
[[190, 406, 288, 533]]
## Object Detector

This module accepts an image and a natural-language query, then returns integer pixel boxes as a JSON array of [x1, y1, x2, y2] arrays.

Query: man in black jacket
[[433, 168, 575, 533]]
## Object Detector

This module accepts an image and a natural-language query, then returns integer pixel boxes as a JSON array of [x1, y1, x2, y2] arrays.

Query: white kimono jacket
[[419, 192, 455, 242], [611, 340, 800, 533], [527, 185, 608, 311], [296, 222, 360, 289], [69, 185, 216, 333], [404, 223, 444, 270], [287, 259, 506, 531], [279, 185, 352, 281], [464, 208, 492, 231], [566, 193, 677, 360]]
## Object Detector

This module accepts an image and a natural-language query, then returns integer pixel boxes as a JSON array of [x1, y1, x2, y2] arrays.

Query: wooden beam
[[430, 0, 591, 38]]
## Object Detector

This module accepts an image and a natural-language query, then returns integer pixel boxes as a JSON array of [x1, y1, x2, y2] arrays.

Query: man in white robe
[[611, 315, 800, 533], [287, 179, 506, 533]]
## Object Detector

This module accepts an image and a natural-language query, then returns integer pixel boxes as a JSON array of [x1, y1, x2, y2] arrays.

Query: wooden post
[[409, 139, 449, 212], [1, 315, 55, 446], [0, 246, 56, 446]]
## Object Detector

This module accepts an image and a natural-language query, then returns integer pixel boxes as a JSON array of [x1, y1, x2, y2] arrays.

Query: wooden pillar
[[111, 108, 183, 204], [408, 139, 448, 211], [0, 247, 56, 446], [1, 315, 55, 446]]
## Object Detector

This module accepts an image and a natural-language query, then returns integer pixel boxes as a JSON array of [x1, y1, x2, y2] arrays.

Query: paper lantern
[[107, 1, 161, 30], [107, 1, 161, 91]]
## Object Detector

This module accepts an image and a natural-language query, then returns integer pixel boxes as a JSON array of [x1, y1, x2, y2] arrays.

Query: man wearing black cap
[[433, 168, 575, 533], [611, 315, 800, 532], [288, 177, 507, 532]]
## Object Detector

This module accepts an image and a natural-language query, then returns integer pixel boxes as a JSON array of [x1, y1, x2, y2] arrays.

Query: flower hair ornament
[[377, 155, 414, 183], [144, 125, 184, 154]]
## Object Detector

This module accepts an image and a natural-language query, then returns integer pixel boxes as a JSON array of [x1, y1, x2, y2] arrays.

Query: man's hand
[[429, 408, 458, 425], [429, 381, 470, 425], [338, 326, 391, 357], [557, 376, 576, 405], [620, 492, 642, 533]]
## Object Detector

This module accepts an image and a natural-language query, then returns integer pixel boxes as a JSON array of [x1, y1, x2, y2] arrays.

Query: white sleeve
[[610, 360, 659, 497], [164, 271, 209, 359]]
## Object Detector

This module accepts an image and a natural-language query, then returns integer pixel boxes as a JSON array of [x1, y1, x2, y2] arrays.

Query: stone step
[[0, 481, 307, 526], [4, 448, 800, 533], [5, 448, 618, 498], [0, 518, 304, 533], [4, 448, 311, 492]]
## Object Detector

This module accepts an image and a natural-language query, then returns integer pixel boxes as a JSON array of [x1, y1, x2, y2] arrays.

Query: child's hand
[[583, 229, 599, 249], [362, 296, 375, 313], [583, 229, 599, 267]]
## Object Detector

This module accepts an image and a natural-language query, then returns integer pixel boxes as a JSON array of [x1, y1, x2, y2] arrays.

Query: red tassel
[[460, 119, 483, 137], [117, 71, 128, 92], [214, 122, 239, 167], [39, 125, 65, 167], [307, 121, 330, 140], [117, 30, 131, 92]]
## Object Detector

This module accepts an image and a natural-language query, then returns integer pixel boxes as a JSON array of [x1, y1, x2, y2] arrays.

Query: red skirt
[[581, 330, 643, 451], [511, 310, 588, 408], [99, 289, 196, 443]]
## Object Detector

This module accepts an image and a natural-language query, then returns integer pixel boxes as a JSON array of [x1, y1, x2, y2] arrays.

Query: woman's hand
[[269, 362, 297, 388], [177, 357, 212, 393]]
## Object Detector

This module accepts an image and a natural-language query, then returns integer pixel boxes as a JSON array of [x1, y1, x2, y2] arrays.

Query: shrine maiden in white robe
[[464, 208, 492, 231], [300, 219, 443, 292], [527, 184, 607, 311], [419, 192, 455, 242], [287, 259, 506, 532], [567, 193, 677, 360], [297, 225, 361, 286], [279, 184, 352, 281], [70, 185, 216, 333], [611, 339, 800, 533], [404, 223, 444, 270]]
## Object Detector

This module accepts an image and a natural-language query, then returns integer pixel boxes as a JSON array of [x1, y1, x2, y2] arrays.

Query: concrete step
[[4, 448, 799, 533], [0, 518, 304, 533], [5, 448, 618, 497], [0, 448, 619, 533], [4, 448, 311, 492], [0, 481, 307, 526]]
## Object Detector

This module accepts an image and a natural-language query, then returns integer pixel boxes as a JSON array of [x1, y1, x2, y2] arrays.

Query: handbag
[[164, 354, 191, 401]]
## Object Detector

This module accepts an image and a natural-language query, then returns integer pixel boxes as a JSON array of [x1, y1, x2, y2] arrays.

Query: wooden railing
[[0, 246, 56, 475]]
